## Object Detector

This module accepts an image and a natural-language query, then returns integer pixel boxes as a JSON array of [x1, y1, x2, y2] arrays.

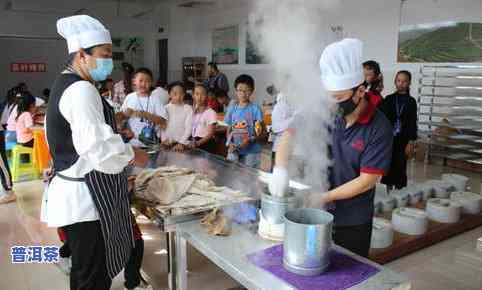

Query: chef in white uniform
[[41, 15, 148, 290]]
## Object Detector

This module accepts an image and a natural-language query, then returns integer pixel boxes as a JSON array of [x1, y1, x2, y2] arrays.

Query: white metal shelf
[[418, 65, 482, 165]]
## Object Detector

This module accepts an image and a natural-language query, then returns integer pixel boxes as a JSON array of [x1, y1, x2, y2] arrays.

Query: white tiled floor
[[1, 160, 482, 290]]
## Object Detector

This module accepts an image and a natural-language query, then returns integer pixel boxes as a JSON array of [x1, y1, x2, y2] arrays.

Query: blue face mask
[[88, 57, 113, 82]]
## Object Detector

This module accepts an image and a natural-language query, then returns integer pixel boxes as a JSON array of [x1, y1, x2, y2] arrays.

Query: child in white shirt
[[121, 68, 167, 147], [162, 82, 193, 152]]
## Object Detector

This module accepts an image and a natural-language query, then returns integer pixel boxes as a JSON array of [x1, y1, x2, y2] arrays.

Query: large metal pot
[[260, 192, 302, 225], [283, 208, 333, 276]]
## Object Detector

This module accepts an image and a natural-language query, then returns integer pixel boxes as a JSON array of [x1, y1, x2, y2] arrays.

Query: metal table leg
[[167, 231, 177, 290], [175, 232, 188, 290]]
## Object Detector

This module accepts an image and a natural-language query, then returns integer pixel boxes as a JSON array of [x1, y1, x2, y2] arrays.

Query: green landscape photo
[[398, 22, 482, 63]]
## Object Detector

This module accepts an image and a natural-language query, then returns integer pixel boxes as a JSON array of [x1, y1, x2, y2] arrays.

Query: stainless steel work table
[[173, 221, 411, 290], [134, 149, 269, 290]]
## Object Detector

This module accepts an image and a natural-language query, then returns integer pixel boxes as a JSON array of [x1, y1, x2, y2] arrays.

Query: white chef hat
[[57, 15, 112, 54], [319, 38, 364, 92]]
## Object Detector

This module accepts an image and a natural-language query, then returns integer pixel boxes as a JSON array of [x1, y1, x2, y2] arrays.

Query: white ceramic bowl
[[442, 174, 469, 192], [392, 207, 428, 235], [450, 192, 482, 215], [426, 198, 462, 223], [370, 217, 394, 249]]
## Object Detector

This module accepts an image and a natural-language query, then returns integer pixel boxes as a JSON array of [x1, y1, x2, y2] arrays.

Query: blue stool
[[6, 139, 16, 166]]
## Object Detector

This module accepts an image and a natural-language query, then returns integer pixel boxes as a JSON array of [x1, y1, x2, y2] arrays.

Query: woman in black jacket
[[380, 70, 418, 190]]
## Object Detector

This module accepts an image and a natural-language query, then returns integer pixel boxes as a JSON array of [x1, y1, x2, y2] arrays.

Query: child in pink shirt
[[15, 95, 36, 148], [191, 84, 217, 153]]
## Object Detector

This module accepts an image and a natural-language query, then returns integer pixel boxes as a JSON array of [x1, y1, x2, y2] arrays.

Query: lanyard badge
[[393, 97, 405, 136]]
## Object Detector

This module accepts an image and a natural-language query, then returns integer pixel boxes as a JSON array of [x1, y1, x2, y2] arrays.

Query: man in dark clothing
[[380, 70, 417, 190], [270, 39, 393, 258], [206, 62, 230, 97]]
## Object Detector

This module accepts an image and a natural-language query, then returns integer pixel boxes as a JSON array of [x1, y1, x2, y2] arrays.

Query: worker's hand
[[269, 166, 289, 197], [405, 143, 415, 158], [43, 167, 54, 183], [305, 192, 330, 209], [132, 148, 149, 167]]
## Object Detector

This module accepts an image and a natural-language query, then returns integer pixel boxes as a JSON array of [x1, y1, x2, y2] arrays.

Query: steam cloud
[[249, 0, 341, 193]]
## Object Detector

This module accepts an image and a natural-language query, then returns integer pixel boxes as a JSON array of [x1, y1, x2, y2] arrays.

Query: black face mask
[[337, 90, 361, 117]]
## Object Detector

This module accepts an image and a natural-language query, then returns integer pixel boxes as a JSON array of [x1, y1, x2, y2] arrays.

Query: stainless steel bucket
[[283, 208, 333, 276], [261, 192, 302, 225]]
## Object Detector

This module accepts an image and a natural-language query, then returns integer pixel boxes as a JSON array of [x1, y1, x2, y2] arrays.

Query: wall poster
[[212, 26, 239, 65], [111, 37, 145, 69], [398, 0, 482, 63]]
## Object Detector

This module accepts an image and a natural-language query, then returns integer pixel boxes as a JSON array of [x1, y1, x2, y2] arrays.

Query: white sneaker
[[57, 257, 71, 275], [0, 192, 16, 204], [124, 283, 153, 290]]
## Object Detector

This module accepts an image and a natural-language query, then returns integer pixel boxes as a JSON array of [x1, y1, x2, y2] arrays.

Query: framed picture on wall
[[212, 25, 239, 64], [398, 0, 482, 63], [112, 37, 144, 69], [246, 20, 268, 65]]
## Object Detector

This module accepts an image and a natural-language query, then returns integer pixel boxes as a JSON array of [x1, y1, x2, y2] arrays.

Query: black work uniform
[[329, 97, 393, 257], [380, 93, 418, 189]]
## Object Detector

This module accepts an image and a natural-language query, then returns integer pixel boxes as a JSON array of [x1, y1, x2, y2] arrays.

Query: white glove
[[269, 167, 289, 197]]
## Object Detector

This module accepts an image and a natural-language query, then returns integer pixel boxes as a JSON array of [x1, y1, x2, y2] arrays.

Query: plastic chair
[[33, 129, 51, 174], [11, 145, 39, 182]]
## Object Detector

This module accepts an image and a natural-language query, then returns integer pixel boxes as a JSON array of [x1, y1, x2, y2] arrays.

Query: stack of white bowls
[[392, 207, 429, 235], [442, 174, 469, 192], [370, 217, 394, 249], [450, 192, 482, 215], [426, 198, 462, 223]]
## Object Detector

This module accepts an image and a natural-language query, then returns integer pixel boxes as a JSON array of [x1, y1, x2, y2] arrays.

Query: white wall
[[163, 0, 482, 103], [0, 38, 66, 97], [167, 0, 276, 101], [0, 1, 167, 96], [3, 0, 482, 100]]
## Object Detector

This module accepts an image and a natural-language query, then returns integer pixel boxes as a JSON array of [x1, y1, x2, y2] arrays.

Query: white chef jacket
[[41, 77, 134, 228]]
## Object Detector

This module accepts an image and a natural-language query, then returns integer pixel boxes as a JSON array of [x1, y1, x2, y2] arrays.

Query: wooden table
[[369, 202, 482, 264]]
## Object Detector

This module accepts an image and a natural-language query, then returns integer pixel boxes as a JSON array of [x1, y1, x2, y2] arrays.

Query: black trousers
[[60, 225, 145, 290], [62, 221, 112, 290], [0, 131, 12, 191], [333, 222, 373, 258], [124, 238, 144, 289]]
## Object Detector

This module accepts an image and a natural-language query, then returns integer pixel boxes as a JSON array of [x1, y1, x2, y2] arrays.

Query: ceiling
[[2, 0, 170, 18]]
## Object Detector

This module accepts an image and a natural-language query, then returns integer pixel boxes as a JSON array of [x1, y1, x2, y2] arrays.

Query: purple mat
[[247, 244, 379, 290]]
